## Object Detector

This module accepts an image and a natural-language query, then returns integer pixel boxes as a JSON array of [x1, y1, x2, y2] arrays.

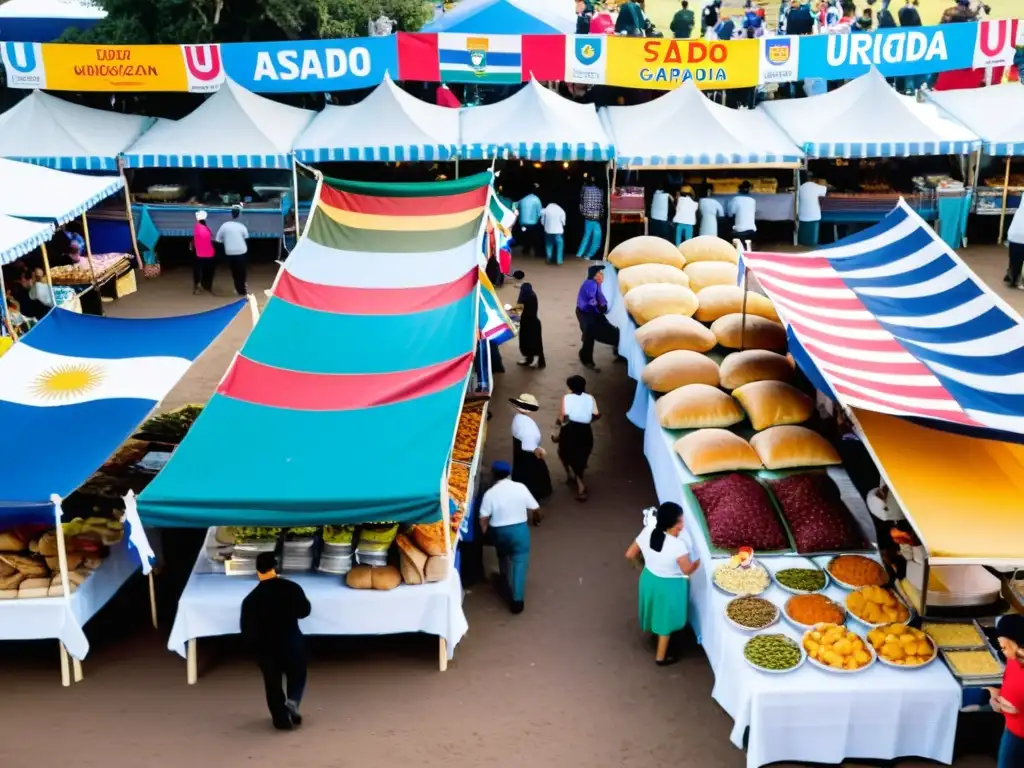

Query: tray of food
[[686, 473, 794, 557], [942, 646, 1005, 682], [713, 560, 771, 596], [783, 593, 846, 631], [773, 564, 830, 595], [845, 586, 912, 628], [725, 595, 780, 632], [826, 554, 888, 590], [921, 620, 988, 650], [765, 472, 869, 556], [802, 623, 876, 674], [744, 632, 806, 674], [868, 624, 938, 669]]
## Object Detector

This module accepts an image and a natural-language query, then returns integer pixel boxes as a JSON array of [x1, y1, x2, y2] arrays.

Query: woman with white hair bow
[[192, 210, 216, 295]]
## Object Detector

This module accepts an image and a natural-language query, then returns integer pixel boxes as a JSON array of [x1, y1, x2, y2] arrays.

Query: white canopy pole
[[51, 494, 80, 685]]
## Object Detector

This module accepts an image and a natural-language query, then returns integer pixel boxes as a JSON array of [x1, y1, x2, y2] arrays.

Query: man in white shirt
[[479, 461, 538, 614], [540, 201, 566, 265], [215, 205, 251, 296], [797, 175, 829, 247], [673, 187, 699, 245], [697, 193, 724, 237], [650, 188, 672, 242], [727, 181, 757, 244], [1005, 204, 1024, 290]]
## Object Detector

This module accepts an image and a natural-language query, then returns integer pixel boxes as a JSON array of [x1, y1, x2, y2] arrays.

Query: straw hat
[[195, 210, 208, 221], [509, 393, 540, 413]]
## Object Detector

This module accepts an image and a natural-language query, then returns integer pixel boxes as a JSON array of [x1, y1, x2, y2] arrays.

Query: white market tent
[[294, 74, 459, 163], [0, 158, 124, 224], [0, 91, 152, 171], [459, 79, 614, 161], [927, 84, 1024, 157], [599, 81, 804, 168], [0, 214, 55, 265], [760, 69, 980, 159], [122, 79, 314, 169]]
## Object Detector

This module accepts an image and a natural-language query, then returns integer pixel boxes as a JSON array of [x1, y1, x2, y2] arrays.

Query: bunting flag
[[138, 173, 492, 527], [488, 191, 517, 236], [479, 268, 516, 346]]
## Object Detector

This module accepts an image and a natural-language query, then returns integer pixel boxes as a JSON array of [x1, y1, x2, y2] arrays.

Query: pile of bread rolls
[[343, 513, 462, 591], [609, 235, 841, 477]]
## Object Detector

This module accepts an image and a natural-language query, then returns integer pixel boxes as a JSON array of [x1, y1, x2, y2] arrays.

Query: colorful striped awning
[[138, 174, 490, 527], [743, 200, 1024, 443]]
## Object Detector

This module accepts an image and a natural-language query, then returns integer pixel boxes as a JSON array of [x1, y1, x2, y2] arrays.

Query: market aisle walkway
[[0, 247, 1008, 768]]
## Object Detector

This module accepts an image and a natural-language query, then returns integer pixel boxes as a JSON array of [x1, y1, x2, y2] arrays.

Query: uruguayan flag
[[0, 303, 244, 521], [478, 269, 515, 346]]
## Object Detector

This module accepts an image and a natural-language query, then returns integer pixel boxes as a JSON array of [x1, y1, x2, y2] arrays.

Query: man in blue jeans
[[541, 200, 566, 265], [577, 179, 605, 260]]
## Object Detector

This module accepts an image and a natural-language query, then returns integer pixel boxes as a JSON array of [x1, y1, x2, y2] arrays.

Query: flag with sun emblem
[[0, 301, 244, 522]]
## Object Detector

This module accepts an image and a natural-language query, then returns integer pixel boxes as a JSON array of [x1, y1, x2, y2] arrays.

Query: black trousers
[[257, 638, 307, 726], [1008, 242, 1024, 285], [193, 258, 215, 291], [228, 256, 248, 295], [577, 309, 620, 366]]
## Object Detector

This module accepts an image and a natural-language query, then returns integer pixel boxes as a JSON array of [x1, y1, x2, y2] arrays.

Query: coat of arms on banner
[[765, 39, 791, 66], [575, 37, 602, 66], [467, 37, 488, 77], [759, 36, 798, 84]]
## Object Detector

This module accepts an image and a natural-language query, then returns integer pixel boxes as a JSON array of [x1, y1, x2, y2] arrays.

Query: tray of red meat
[[687, 473, 793, 556], [766, 472, 868, 555]]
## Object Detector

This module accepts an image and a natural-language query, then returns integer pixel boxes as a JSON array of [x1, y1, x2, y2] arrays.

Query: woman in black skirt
[[556, 376, 600, 501], [510, 393, 552, 523], [515, 283, 545, 369]]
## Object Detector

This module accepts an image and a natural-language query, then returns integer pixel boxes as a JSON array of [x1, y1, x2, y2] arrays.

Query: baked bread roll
[[711, 313, 787, 351], [425, 556, 449, 583], [609, 236, 686, 270], [410, 520, 448, 557], [18, 577, 50, 598], [0, 572, 25, 591], [44, 552, 83, 574], [345, 564, 374, 589], [719, 349, 794, 390], [0, 559, 15, 578], [732, 381, 814, 431], [617, 263, 690, 295], [0, 589, 17, 600], [396, 534, 427, 585], [0, 554, 48, 578], [0, 531, 25, 553], [655, 384, 744, 430], [625, 283, 699, 325], [678, 235, 738, 264], [684, 261, 739, 293], [694, 285, 779, 324], [641, 350, 720, 393], [371, 565, 402, 590], [750, 425, 841, 470], [635, 314, 717, 357], [37, 531, 58, 557], [674, 429, 762, 475]]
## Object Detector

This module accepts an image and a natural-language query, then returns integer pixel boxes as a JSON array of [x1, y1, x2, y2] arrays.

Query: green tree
[[60, 0, 433, 44]]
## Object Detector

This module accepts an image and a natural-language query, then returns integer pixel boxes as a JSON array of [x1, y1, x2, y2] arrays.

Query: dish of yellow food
[[802, 622, 875, 673], [921, 622, 986, 649], [846, 585, 910, 626], [945, 650, 1004, 678], [867, 624, 936, 668], [452, 401, 485, 462]]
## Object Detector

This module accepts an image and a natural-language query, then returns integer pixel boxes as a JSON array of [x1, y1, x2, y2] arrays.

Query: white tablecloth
[[167, 537, 469, 660], [605, 267, 962, 768], [0, 538, 140, 660]]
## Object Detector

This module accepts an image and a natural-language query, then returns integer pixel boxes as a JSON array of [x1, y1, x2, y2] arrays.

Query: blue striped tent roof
[[761, 69, 980, 160], [0, 158, 124, 225], [927, 84, 1024, 158], [600, 82, 802, 169], [0, 214, 54, 265]]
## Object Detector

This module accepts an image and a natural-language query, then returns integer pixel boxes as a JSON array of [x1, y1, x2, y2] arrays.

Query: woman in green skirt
[[625, 502, 701, 666]]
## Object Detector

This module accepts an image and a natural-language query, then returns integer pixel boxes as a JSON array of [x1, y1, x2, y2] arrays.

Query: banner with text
[[604, 37, 759, 91]]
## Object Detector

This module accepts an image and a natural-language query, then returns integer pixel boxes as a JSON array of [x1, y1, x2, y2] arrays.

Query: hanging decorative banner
[[604, 37, 759, 90], [1, 41, 45, 88], [181, 44, 225, 93], [35, 43, 189, 91], [973, 18, 1023, 69], [758, 36, 800, 84], [438, 33, 522, 84], [565, 35, 608, 84]]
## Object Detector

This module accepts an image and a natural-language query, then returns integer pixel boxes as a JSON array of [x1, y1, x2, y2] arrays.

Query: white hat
[[195, 210, 207, 221]]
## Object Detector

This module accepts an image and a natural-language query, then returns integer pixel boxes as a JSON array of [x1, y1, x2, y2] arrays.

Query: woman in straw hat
[[509, 394, 552, 519]]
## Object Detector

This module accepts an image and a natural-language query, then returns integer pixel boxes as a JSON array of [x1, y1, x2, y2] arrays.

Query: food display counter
[[974, 187, 1022, 216], [820, 193, 938, 224]]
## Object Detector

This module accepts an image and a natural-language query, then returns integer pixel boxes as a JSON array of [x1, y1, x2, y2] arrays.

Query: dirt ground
[[1, 239, 1017, 767]]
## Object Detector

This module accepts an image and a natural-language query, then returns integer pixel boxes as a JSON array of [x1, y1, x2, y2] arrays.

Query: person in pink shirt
[[192, 210, 216, 295]]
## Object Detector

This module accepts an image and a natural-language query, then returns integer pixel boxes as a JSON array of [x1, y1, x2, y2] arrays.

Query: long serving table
[[167, 528, 469, 684], [604, 266, 962, 768]]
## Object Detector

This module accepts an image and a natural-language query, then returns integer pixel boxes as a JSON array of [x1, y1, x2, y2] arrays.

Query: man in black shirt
[[240, 552, 312, 730], [701, 0, 721, 34]]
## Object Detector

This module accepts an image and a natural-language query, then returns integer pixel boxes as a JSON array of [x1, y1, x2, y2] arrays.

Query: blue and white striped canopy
[[600, 82, 802, 169], [927, 84, 1024, 158], [459, 141, 614, 161], [743, 199, 1024, 442], [761, 70, 980, 160], [0, 158, 124, 225], [0, 214, 54, 265]]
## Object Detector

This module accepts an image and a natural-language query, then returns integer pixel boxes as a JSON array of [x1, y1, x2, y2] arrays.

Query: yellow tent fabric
[[0, 336, 12, 358], [854, 408, 1024, 563]]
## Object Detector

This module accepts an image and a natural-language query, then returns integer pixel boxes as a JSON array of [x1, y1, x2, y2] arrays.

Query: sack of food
[[678, 235, 737, 264], [355, 523, 399, 567], [694, 285, 779, 324], [684, 261, 739, 293], [625, 283, 698, 325], [409, 519, 448, 557], [425, 556, 450, 583], [396, 534, 428, 585], [635, 314, 717, 357], [655, 384, 745, 430], [673, 429, 762, 475], [749, 425, 841, 470], [609, 236, 686, 270], [732, 380, 814, 431], [719, 349, 794, 390], [617, 263, 690, 295], [641, 350, 720, 393], [710, 313, 787, 351]]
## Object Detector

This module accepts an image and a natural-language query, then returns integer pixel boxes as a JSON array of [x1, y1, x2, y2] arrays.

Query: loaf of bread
[[69, 569, 90, 586], [18, 577, 50, 599], [625, 283, 699, 325], [371, 565, 402, 591], [410, 520, 448, 557], [719, 349, 794, 390], [425, 555, 449, 583], [733, 380, 814, 431], [635, 314, 717, 357], [44, 552, 83, 574], [655, 384, 744, 430], [609, 236, 686, 270], [711, 313, 787, 351], [617, 263, 690, 295], [750, 425, 841, 470], [37, 531, 58, 557], [0, 554, 48, 578], [345, 564, 374, 589], [694, 285, 780, 324], [683, 261, 739, 293], [0, 559, 14, 578], [673, 429, 762, 475], [396, 534, 427, 585], [0, 531, 25, 553], [678, 235, 738, 264], [641, 350, 720, 393], [0, 572, 25, 591], [0, 589, 16, 600]]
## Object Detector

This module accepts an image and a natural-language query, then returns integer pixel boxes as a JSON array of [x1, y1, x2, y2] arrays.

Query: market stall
[[0, 301, 245, 685], [139, 173, 497, 682], [760, 69, 980, 243], [0, 214, 56, 331], [599, 82, 803, 247]]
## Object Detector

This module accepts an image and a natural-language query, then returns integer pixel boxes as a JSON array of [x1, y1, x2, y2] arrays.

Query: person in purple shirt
[[575, 264, 620, 372]]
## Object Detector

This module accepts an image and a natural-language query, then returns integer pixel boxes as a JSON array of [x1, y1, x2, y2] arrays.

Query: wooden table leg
[[59, 643, 70, 687], [438, 637, 448, 672], [148, 572, 158, 629], [187, 639, 197, 685], [72, 657, 83, 683]]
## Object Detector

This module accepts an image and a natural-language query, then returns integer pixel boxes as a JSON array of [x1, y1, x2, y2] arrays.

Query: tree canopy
[[60, 0, 434, 44]]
